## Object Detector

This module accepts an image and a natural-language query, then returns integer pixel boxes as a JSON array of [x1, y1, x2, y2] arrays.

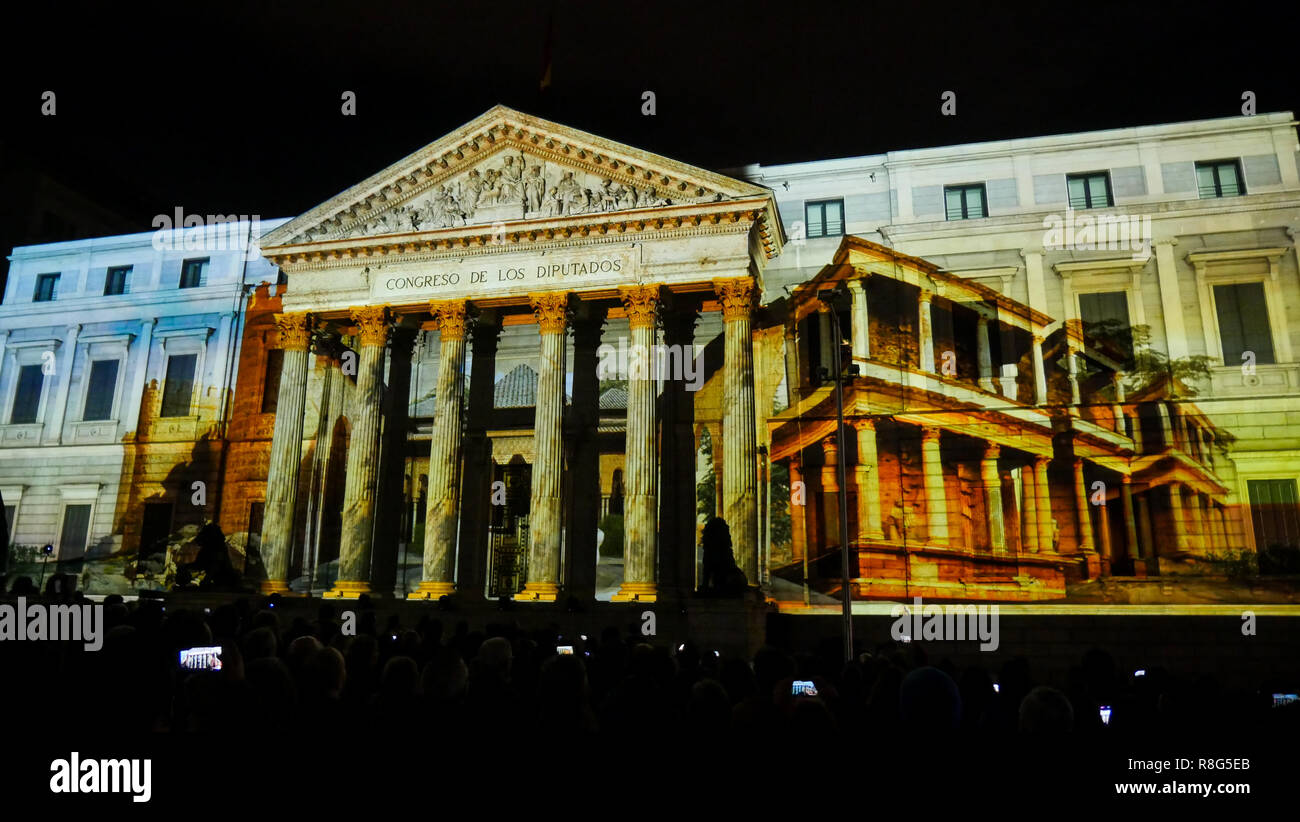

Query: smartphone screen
[[179, 646, 223, 671], [556, 645, 574, 656], [1099, 705, 1112, 725], [792, 680, 818, 697]]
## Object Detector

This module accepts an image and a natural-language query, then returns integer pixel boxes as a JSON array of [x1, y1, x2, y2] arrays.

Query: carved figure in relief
[[556, 171, 585, 215], [461, 169, 484, 216], [479, 169, 501, 206], [600, 178, 625, 211], [542, 186, 560, 217], [497, 154, 525, 202], [525, 165, 546, 212]]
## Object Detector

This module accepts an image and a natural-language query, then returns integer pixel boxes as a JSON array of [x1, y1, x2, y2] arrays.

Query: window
[[944, 184, 987, 220], [805, 199, 844, 238], [160, 354, 197, 417], [1078, 291, 1133, 361], [58, 503, 92, 558], [1196, 160, 1245, 198], [179, 259, 208, 289], [261, 348, 284, 413], [1066, 172, 1113, 209], [1213, 282, 1275, 365], [1248, 479, 1300, 550], [34, 273, 60, 302], [10, 365, 44, 424], [82, 360, 120, 421], [104, 266, 131, 296]]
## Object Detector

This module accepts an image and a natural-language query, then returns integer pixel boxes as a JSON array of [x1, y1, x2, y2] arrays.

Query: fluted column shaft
[[920, 427, 948, 545], [614, 285, 660, 602], [414, 300, 469, 599], [982, 444, 1005, 552], [1167, 483, 1189, 553], [847, 276, 870, 365], [260, 312, 312, 594], [853, 419, 883, 540], [518, 292, 568, 601], [1034, 457, 1055, 552], [326, 306, 389, 597], [1022, 461, 1041, 553], [789, 457, 808, 562], [715, 278, 759, 583], [1072, 458, 1095, 553]]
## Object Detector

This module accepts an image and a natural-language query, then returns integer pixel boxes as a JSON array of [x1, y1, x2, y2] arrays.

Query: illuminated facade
[[4, 107, 1299, 602]]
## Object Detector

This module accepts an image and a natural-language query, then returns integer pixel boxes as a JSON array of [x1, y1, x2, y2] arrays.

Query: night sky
[[3, 0, 1295, 226]]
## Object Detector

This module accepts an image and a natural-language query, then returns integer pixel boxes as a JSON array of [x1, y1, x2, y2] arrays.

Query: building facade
[[0, 219, 285, 591], [4, 107, 1299, 603]]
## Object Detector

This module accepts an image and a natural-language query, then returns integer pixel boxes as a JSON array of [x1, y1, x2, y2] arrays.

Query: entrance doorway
[[487, 461, 530, 598]]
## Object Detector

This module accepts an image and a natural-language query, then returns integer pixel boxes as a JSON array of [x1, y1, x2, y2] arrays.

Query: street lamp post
[[819, 286, 856, 663]]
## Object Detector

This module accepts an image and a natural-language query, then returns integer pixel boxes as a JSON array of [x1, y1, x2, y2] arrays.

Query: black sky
[[3, 0, 1295, 227]]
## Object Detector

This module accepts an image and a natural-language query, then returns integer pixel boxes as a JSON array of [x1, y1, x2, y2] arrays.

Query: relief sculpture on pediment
[[338, 149, 687, 239]]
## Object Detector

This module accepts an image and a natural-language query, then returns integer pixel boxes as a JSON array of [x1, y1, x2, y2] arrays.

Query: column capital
[[846, 275, 868, 292], [529, 292, 570, 334], [618, 283, 661, 330], [918, 288, 934, 304], [985, 443, 1001, 459], [820, 435, 839, 456], [1121, 474, 1132, 485], [350, 305, 390, 347], [273, 312, 313, 351], [850, 417, 876, 432], [920, 426, 941, 443], [713, 276, 756, 321], [429, 299, 469, 340]]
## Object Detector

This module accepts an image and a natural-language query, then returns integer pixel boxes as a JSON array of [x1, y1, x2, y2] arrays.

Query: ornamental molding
[[262, 105, 783, 260]]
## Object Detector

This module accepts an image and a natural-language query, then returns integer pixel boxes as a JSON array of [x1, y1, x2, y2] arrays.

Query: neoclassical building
[[243, 105, 785, 602]]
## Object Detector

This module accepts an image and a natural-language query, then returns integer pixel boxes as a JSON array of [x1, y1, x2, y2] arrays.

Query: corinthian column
[[614, 284, 660, 602], [260, 312, 312, 594], [325, 305, 389, 598], [714, 277, 759, 585], [982, 443, 1006, 552], [412, 300, 469, 599], [517, 292, 568, 601], [1022, 460, 1041, 553]]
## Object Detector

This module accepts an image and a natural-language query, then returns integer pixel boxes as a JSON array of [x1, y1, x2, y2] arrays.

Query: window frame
[[1065, 171, 1114, 209], [1195, 159, 1247, 199], [804, 198, 845, 239], [1189, 249, 1291, 369], [1246, 477, 1300, 551], [79, 357, 125, 422], [104, 266, 132, 296], [33, 273, 60, 302], [179, 258, 209, 289], [943, 183, 988, 220], [154, 329, 211, 421], [53, 484, 100, 562]]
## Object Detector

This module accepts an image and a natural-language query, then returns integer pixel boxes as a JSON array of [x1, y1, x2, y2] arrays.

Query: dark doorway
[[137, 502, 174, 575], [487, 461, 531, 598]]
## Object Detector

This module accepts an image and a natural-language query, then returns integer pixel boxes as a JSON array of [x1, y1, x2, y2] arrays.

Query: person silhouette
[[699, 517, 747, 596]]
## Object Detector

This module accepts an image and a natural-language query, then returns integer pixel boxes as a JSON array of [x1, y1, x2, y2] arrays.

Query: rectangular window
[[805, 199, 844, 238], [261, 348, 284, 414], [11, 364, 45, 424], [82, 359, 120, 421], [179, 259, 208, 289], [1078, 291, 1133, 361], [1213, 282, 1275, 365], [944, 184, 987, 220], [34, 273, 60, 302], [104, 266, 131, 296], [1248, 479, 1300, 550], [58, 503, 93, 558], [1066, 172, 1114, 209], [1196, 160, 1245, 198], [160, 354, 198, 417]]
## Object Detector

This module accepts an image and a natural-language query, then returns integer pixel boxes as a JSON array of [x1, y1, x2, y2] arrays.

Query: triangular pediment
[[262, 105, 778, 251]]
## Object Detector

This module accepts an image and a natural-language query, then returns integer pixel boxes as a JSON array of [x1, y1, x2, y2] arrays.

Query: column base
[[611, 582, 657, 603], [407, 581, 456, 600], [259, 580, 292, 595], [322, 580, 372, 599], [514, 582, 561, 602]]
